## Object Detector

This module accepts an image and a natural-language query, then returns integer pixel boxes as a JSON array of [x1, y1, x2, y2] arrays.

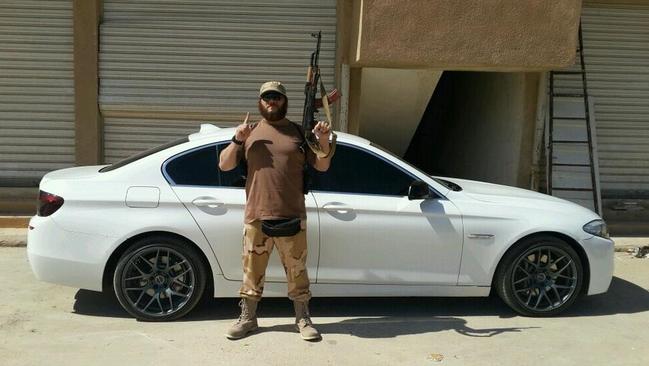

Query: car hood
[[436, 176, 595, 214], [435, 176, 603, 240], [438, 177, 559, 201]]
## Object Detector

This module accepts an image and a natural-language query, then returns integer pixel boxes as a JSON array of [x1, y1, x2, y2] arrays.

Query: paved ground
[[1, 247, 648, 366]]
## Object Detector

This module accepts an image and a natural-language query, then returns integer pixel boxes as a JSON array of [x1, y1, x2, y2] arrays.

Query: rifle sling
[[305, 79, 337, 159]]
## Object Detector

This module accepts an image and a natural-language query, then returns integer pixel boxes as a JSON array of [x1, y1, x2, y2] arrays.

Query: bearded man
[[218, 81, 333, 341]]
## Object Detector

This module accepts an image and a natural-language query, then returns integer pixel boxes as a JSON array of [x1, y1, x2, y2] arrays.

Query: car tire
[[113, 235, 207, 321], [495, 235, 584, 317]]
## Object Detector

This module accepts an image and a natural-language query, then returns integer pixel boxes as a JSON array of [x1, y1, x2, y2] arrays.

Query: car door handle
[[322, 203, 353, 214], [192, 197, 224, 208]]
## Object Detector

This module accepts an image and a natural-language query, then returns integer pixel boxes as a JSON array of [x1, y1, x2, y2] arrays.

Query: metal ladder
[[547, 23, 601, 215]]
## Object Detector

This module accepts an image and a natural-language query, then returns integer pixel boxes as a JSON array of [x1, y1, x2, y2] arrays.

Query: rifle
[[302, 31, 339, 158]]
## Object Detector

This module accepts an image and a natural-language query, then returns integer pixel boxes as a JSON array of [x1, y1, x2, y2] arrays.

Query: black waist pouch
[[261, 218, 301, 237]]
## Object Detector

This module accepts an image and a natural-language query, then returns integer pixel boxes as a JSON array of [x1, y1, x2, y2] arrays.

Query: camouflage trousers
[[239, 220, 312, 302]]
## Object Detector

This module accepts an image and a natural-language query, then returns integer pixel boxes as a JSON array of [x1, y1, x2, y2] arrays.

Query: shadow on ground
[[563, 276, 649, 317], [252, 317, 533, 340], [71, 292, 532, 339], [72, 276, 649, 338]]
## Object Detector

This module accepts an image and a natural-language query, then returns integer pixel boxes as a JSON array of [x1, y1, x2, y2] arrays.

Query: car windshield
[[99, 137, 189, 172], [369, 142, 462, 191]]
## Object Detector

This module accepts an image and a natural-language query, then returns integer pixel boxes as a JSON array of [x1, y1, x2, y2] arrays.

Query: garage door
[[0, 0, 75, 186], [581, 3, 649, 198], [99, 0, 337, 163]]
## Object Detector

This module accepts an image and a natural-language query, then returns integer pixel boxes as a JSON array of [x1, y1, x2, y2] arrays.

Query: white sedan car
[[28, 124, 614, 321]]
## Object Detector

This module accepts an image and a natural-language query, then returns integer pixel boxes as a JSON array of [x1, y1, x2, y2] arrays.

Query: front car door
[[163, 141, 320, 283], [311, 143, 463, 285]]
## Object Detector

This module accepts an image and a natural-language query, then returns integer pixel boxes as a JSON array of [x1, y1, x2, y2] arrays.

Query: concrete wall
[[406, 71, 540, 188], [350, 0, 582, 70], [0, 188, 38, 216], [357, 69, 442, 157], [73, 0, 103, 165]]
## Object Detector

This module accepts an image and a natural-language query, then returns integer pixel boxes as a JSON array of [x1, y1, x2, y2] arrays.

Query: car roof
[[187, 123, 371, 146]]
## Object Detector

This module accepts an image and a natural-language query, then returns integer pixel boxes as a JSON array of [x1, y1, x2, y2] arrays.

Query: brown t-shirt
[[242, 118, 315, 224]]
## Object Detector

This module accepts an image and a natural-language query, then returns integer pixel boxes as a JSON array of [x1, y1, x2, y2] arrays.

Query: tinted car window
[[311, 144, 415, 196], [164, 143, 246, 187]]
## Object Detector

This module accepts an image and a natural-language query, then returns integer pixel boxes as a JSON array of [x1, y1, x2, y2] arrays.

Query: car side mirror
[[408, 180, 432, 200]]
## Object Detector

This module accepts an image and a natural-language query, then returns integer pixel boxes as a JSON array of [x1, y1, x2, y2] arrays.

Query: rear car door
[[164, 141, 320, 283], [311, 143, 463, 285]]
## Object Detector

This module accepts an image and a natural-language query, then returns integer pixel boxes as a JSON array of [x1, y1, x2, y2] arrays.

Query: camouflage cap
[[259, 81, 287, 97]]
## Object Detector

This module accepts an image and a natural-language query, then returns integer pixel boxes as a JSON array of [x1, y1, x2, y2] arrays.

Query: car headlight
[[583, 219, 610, 239]]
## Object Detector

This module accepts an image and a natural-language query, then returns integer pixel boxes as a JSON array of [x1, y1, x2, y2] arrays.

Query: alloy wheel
[[119, 246, 196, 318], [511, 246, 578, 312]]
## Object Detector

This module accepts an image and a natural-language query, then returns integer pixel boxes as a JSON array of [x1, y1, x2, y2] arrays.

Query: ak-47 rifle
[[302, 31, 339, 158]]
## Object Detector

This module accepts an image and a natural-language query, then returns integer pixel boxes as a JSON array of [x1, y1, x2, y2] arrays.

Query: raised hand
[[234, 112, 255, 142], [312, 121, 331, 146]]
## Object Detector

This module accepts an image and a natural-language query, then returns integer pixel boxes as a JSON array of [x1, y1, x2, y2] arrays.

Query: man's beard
[[258, 100, 288, 122]]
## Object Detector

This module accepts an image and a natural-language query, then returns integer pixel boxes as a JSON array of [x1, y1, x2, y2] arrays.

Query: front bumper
[[582, 235, 615, 295]]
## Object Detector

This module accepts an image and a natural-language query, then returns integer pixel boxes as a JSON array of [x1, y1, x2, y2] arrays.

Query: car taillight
[[38, 190, 64, 217]]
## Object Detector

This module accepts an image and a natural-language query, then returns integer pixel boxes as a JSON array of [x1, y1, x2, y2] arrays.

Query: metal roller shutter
[[556, 3, 649, 198], [0, 0, 75, 186], [100, 0, 337, 163]]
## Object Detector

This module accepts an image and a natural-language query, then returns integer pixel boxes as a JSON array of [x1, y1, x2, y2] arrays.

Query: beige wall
[[350, 0, 582, 71], [357, 68, 442, 156], [73, 0, 103, 165]]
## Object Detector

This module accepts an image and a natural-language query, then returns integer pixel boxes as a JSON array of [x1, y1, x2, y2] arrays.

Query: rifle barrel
[[314, 31, 321, 67]]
